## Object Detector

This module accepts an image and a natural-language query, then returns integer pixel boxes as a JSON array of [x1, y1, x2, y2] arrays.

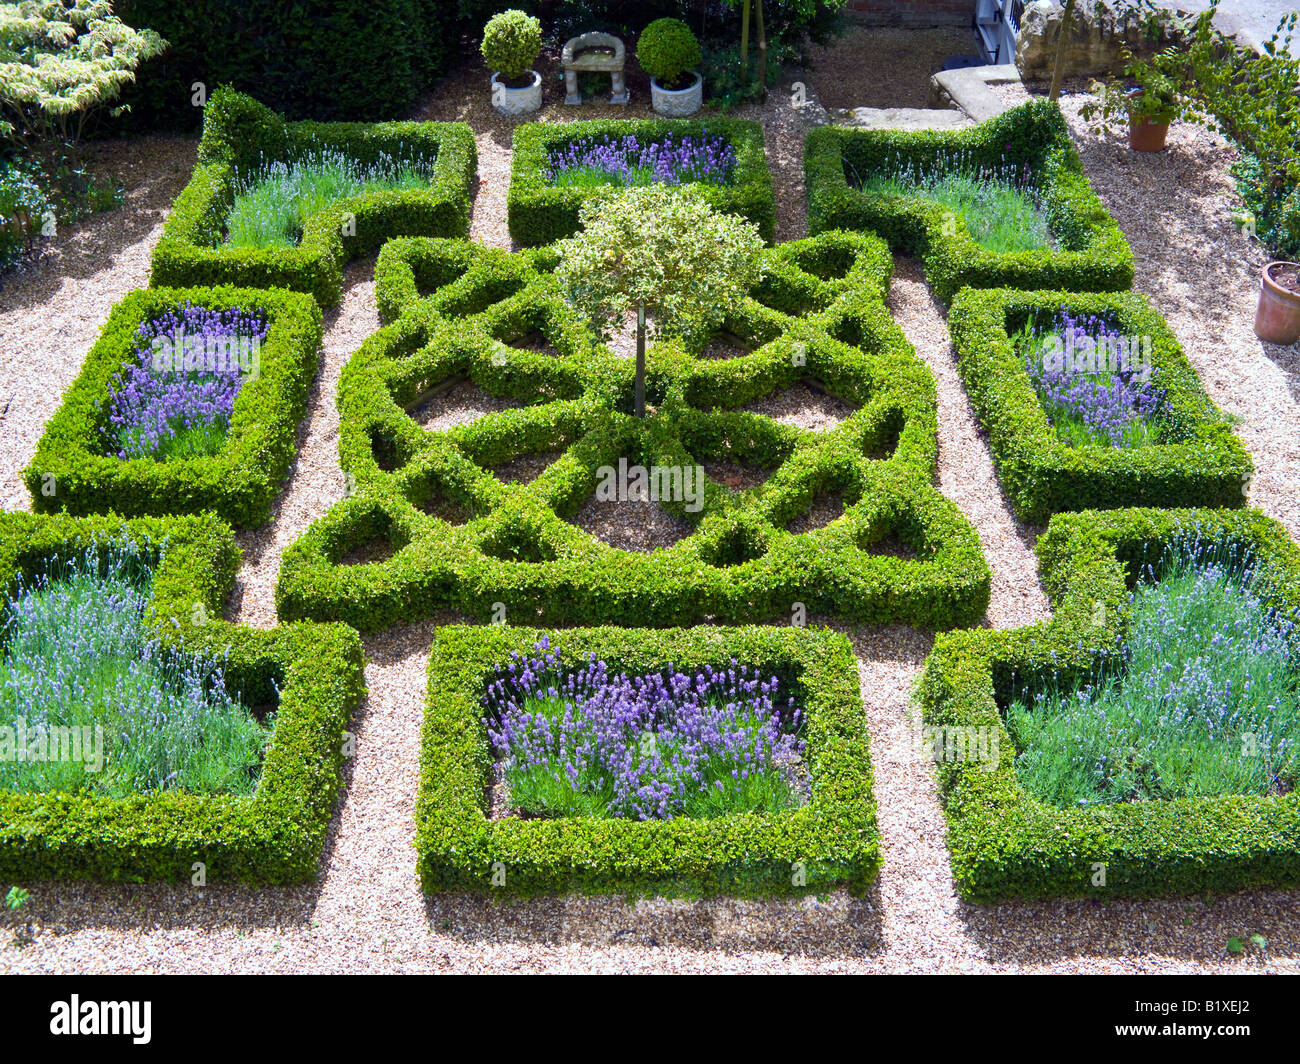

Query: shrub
[[0, 0, 167, 162], [24, 284, 322, 529], [417, 623, 878, 897], [917, 505, 1300, 903], [509, 117, 774, 246], [0, 158, 49, 270], [0, 511, 364, 884], [804, 101, 1134, 302], [481, 9, 542, 81], [637, 17, 702, 88], [556, 184, 765, 415], [113, 0, 449, 128], [946, 287, 1252, 523], [277, 231, 992, 632], [150, 89, 476, 307]]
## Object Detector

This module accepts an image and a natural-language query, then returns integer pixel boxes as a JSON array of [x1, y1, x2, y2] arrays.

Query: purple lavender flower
[[1023, 311, 1165, 448], [104, 303, 269, 461], [484, 639, 804, 820], [546, 133, 738, 189]]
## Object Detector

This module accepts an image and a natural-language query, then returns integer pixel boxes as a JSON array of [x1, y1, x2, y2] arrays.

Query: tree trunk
[[739, 0, 751, 79], [1049, 0, 1077, 103], [755, 0, 768, 99], [634, 304, 647, 418]]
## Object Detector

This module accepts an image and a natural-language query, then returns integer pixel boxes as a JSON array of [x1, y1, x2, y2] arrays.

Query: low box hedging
[[276, 232, 991, 631], [150, 88, 476, 307], [804, 100, 1134, 302], [417, 624, 879, 898], [947, 287, 1253, 523], [917, 506, 1300, 904], [508, 117, 775, 247], [24, 285, 323, 529], [0, 512, 365, 884]]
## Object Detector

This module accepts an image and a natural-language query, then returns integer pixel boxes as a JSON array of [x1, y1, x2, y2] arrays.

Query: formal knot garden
[[2, 0, 1300, 974]]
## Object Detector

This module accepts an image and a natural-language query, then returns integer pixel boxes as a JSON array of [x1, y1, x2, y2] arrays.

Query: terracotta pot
[[1128, 115, 1170, 152], [1254, 261, 1300, 345]]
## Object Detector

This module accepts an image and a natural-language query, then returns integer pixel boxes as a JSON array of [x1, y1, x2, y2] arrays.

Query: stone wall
[[1014, 1, 1184, 81]]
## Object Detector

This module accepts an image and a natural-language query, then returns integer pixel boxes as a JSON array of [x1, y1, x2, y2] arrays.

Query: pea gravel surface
[[2, 52, 1300, 974]]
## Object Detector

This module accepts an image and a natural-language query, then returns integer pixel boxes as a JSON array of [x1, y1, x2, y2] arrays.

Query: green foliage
[[481, 9, 541, 80], [0, 156, 47, 269], [0, 512, 365, 884], [637, 17, 702, 87], [113, 0, 448, 128], [917, 506, 1300, 903], [805, 101, 1134, 302], [416, 624, 878, 898], [509, 117, 774, 247], [945, 287, 1252, 523], [278, 232, 989, 632], [151, 89, 476, 306], [24, 284, 323, 529], [555, 184, 765, 345], [0, 0, 166, 153]]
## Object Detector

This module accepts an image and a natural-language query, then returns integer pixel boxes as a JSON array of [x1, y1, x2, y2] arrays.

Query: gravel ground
[[3, 51, 1300, 975]]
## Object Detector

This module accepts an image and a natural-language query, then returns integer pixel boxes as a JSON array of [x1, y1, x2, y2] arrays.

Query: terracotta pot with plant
[[1255, 261, 1300, 344], [638, 18, 703, 117], [1081, 43, 1195, 153], [483, 9, 543, 116]]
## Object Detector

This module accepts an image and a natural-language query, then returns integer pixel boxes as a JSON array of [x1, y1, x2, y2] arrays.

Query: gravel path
[[3, 56, 1300, 975]]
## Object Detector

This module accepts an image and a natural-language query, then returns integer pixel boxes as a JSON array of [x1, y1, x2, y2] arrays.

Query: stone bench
[[561, 31, 630, 106]]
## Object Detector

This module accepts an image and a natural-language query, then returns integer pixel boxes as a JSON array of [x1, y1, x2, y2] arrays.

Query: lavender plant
[[104, 302, 268, 461], [226, 147, 436, 249], [849, 151, 1052, 253], [1007, 544, 1300, 808], [483, 638, 805, 820], [1019, 311, 1165, 448], [546, 133, 738, 189], [0, 545, 270, 798]]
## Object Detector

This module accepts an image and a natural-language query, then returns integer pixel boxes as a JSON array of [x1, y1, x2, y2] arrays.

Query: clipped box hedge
[[417, 623, 879, 898], [947, 287, 1253, 523], [508, 117, 775, 247], [805, 100, 1134, 302], [276, 231, 991, 631], [150, 87, 476, 307], [917, 506, 1300, 904], [0, 512, 365, 885], [24, 284, 323, 529]]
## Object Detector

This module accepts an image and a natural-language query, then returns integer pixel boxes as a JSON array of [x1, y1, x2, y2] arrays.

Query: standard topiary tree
[[0, 0, 167, 166], [556, 184, 764, 417], [636, 17, 702, 90], [481, 8, 542, 86]]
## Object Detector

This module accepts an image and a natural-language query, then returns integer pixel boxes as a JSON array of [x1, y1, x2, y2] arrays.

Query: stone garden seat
[[561, 31, 629, 106]]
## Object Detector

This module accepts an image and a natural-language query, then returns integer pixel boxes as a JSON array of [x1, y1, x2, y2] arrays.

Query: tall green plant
[[555, 184, 764, 417], [0, 0, 166, 163]]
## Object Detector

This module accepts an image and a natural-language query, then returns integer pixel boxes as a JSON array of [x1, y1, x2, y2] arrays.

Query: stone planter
[[490, 70, 542, 116], [650, 72, 703, 117], [1255, 261, 1300, 345]]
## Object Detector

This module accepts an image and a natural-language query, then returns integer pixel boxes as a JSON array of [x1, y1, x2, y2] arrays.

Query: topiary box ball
[[637, 17, 702, 90], [482, 9, 543, 84]]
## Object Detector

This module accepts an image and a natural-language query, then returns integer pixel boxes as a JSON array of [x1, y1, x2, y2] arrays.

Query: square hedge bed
[[804, 100, 1134, 302], [947, 287, 1253, 524], [24, 284, 322, 529], [150, 87, 476, 307], [508, 117, 775, 247], [417, 624, 878, 898], [917, 506, 1300, 904], [0, 512, 365, 884], [275, 232, 991, 632]]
